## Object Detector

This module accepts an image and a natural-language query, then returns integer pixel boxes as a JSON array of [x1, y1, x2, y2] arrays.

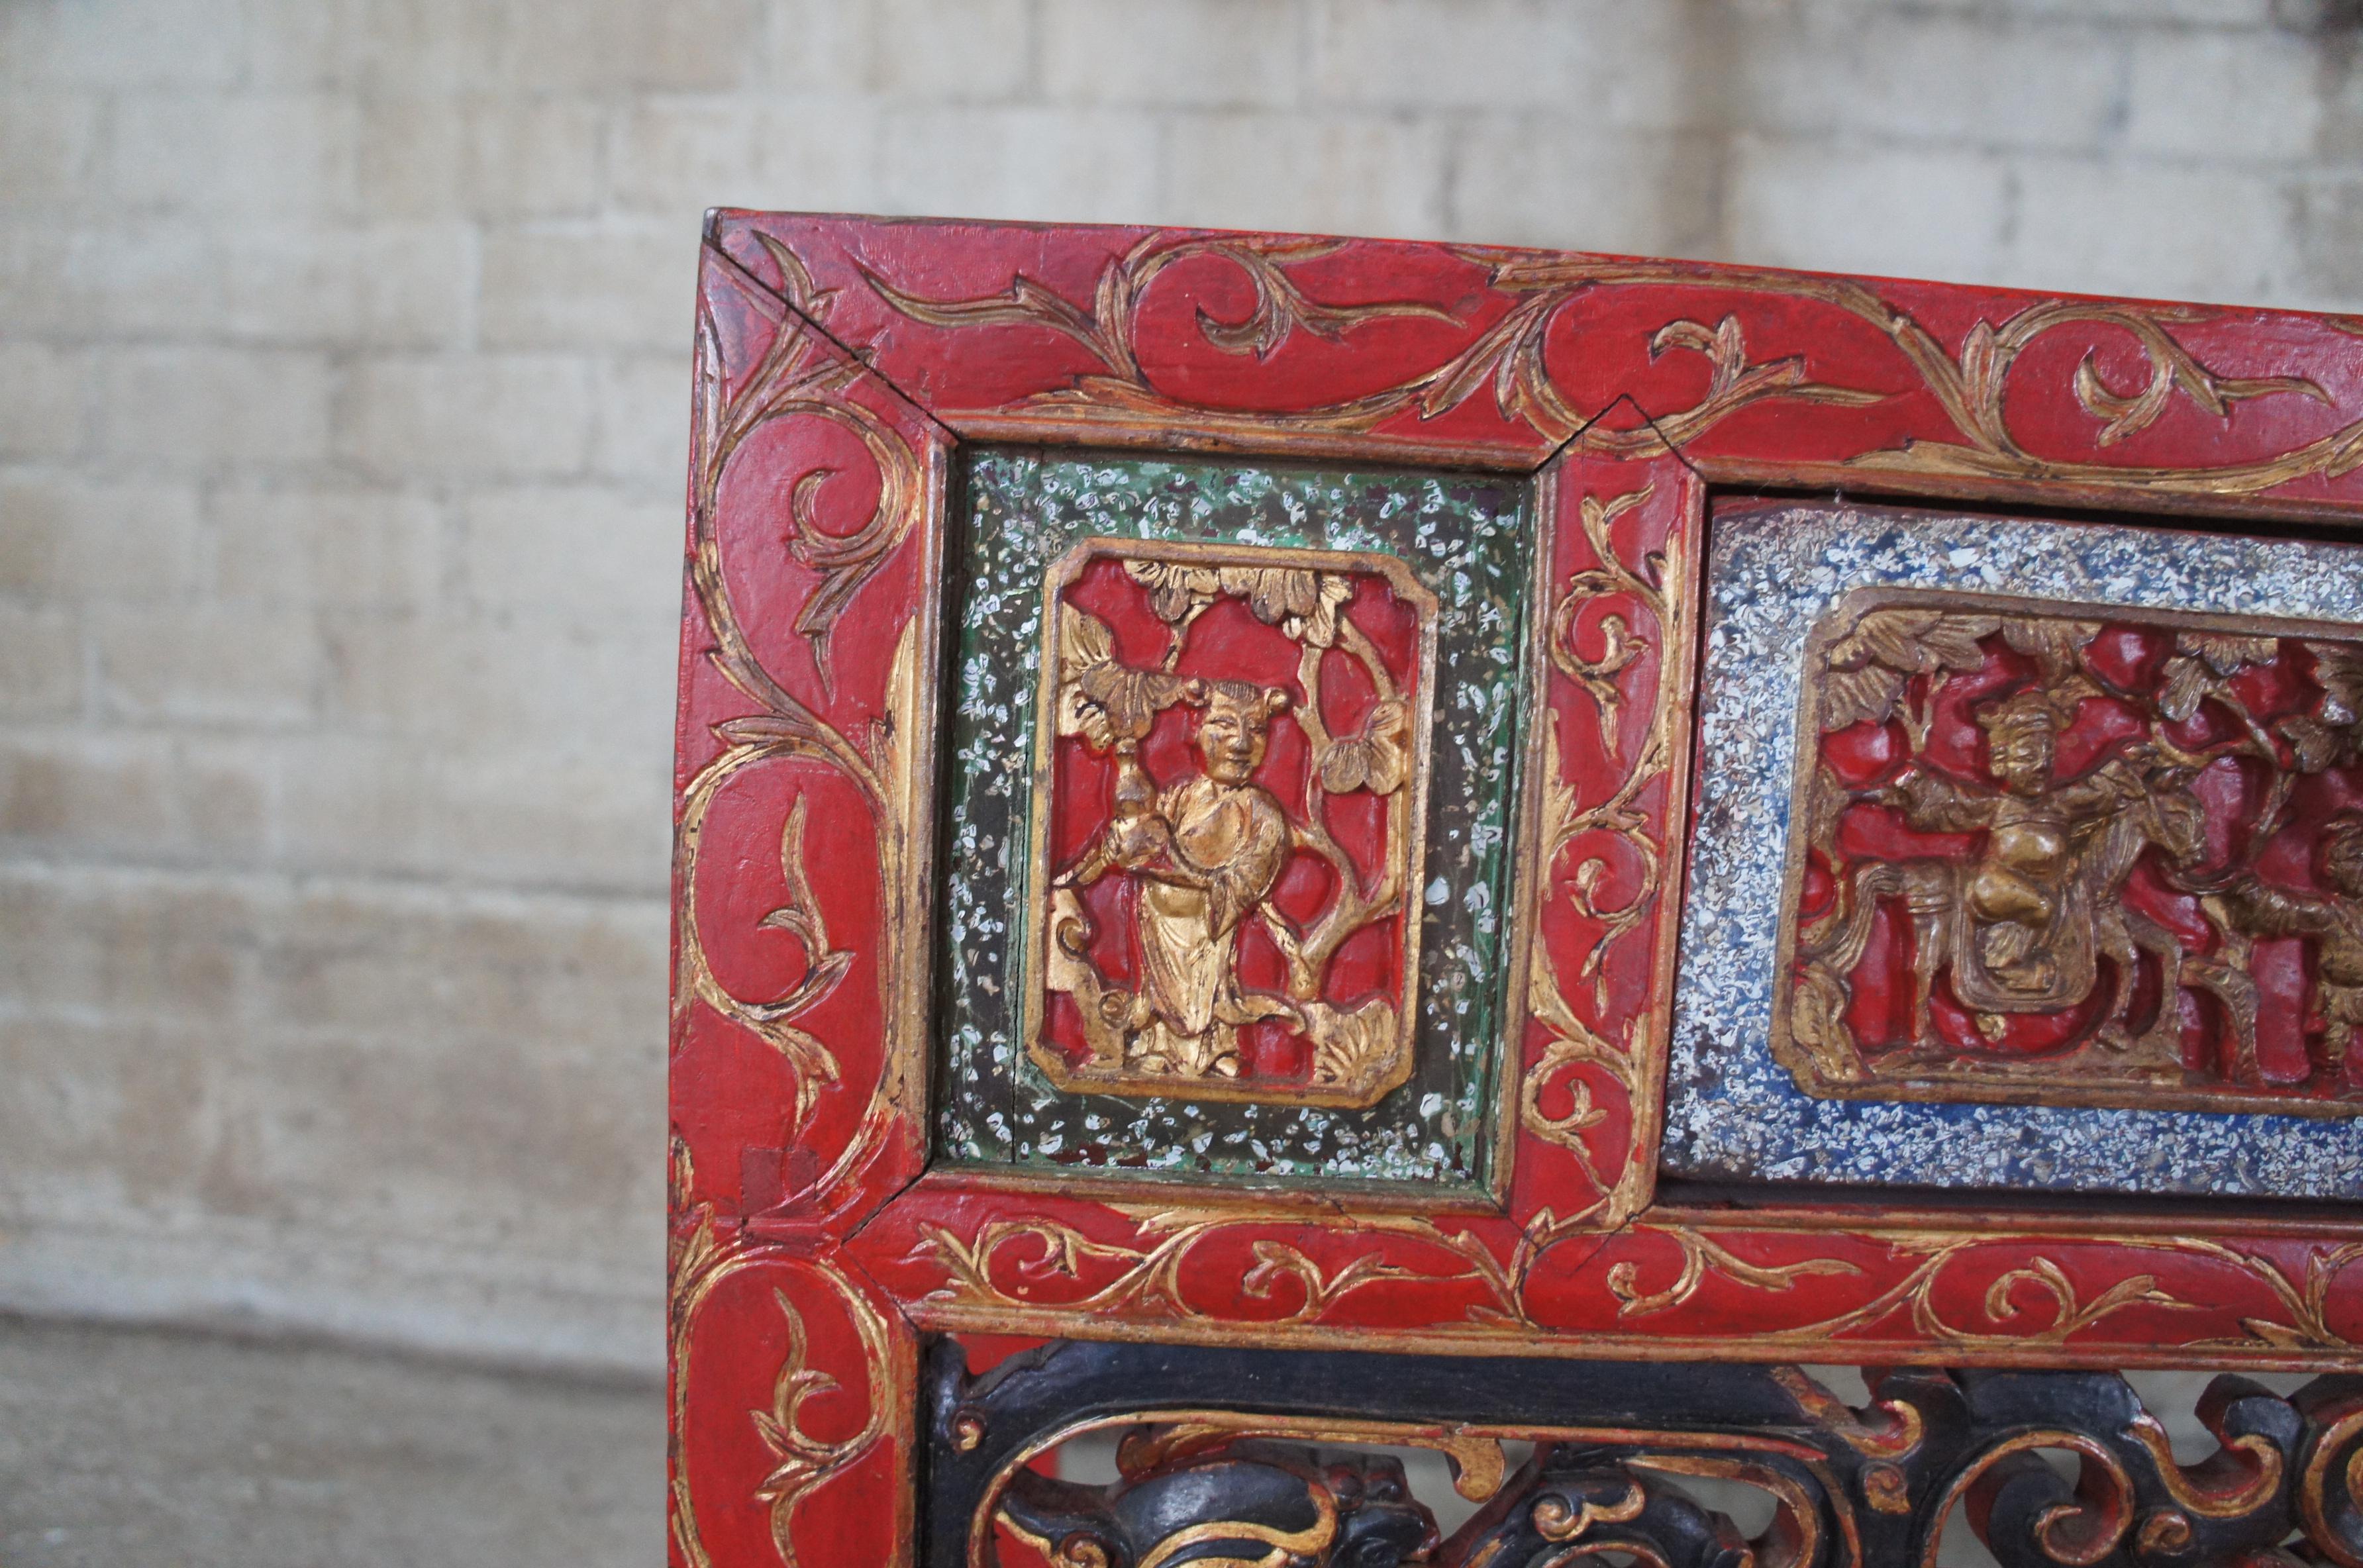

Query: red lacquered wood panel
[[671, 213, 2363, 1566]]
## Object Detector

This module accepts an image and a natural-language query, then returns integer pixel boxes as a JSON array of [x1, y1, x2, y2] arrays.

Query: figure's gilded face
[[1993, 722, 2054, 797], [1197, 689, 1272, 785]]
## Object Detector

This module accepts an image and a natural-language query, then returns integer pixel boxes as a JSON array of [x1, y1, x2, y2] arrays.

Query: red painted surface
[[670, 215, 2363, 1566], [1038, 553, 1422, 1092]]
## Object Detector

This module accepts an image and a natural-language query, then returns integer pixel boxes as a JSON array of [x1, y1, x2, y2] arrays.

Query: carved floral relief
[[1668, 501, 2363, 1199], [1779, 589, 2363, 1115], [1027, 540, 1438, 1106]]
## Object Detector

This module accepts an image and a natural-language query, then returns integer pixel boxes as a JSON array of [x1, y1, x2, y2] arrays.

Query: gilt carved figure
[[1027, 540, 1437, 1107], [1777, 589, 2363, 1114]]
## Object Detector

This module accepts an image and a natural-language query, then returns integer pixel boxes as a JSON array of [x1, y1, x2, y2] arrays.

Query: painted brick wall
[[3, 0, 2360, 1375]]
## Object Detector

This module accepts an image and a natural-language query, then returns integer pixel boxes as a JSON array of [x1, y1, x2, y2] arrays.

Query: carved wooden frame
[[668, 214, 2363, 1567]]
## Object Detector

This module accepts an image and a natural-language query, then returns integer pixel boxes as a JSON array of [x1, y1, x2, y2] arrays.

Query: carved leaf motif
[[2280, 640, 2363, 770], [1058, 604, 1183, 748], [1079, 661, 1184, 742], [755, 795, 856, 1020], [1820, 609, 1997, 730], [2281, 714, 2353, 773], [1787, 967, 1865, 1084], [1997, 616, 2100, 691], [1302, 996, 1399, 1086], [2156, 636, 2274, 725], [1125, 560, 1225, 624], [2311, 640, 2363, 726], [1225, 566, 1356, 648], [1317, 698, 1410, 795], [2183, 632, 2280, 677], [1127, 559, 1357, 646], [2158, 656, 2210, 723]]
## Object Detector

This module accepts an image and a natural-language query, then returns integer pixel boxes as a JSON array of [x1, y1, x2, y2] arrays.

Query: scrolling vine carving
[[678, 239, 927, 1138], [862, 234, 2352, 499]]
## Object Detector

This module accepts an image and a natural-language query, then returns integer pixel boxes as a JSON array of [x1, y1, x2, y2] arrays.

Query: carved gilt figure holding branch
[[1029, 542, 1438, 1108]]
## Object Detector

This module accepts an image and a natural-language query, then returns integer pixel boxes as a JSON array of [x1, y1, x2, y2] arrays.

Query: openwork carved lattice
[[925, 1340, 2363, 1568]]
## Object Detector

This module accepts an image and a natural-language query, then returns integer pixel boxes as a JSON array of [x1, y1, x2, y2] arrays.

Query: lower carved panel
[[923, 1339, 2363, 1567]]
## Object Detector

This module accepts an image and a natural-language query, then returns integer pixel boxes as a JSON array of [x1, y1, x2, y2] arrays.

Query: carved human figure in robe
[[2213, 813, 2363, 1081], [1057, 678, 1297, 1077], [1877, 691, 2151, 1006]]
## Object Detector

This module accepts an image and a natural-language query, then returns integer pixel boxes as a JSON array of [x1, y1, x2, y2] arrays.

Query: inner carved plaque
[[1774, 586, 2363, 1116], [1023, 539, 1438, 1108]]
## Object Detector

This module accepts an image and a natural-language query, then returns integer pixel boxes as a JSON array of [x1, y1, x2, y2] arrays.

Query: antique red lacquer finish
[[668, 213, 2363, 1567]]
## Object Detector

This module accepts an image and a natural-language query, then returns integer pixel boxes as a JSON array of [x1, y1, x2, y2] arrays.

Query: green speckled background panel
[[934, 449, 1533, 1189]]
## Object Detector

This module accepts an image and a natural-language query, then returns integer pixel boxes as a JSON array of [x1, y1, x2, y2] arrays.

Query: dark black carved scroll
[[921, 1340, 2363, 1567]]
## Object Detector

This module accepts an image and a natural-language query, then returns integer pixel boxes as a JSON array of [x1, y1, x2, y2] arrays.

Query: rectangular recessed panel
[[1665, 498, 2363, 1199], [934, 449, 1532, 1186]]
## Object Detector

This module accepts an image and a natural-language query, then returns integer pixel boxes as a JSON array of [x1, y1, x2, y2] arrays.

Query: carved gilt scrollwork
[[859, 236, 2360, 500], [678, 239, 928, 1137], [927, 1340, 2363, 1568]]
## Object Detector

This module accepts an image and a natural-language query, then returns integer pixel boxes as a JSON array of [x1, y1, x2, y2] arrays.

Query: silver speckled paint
[[1663, 500, 2363, 1200]]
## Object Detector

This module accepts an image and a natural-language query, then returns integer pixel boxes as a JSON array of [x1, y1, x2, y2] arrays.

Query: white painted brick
[[458, 485, 679, 617], [1725, 136, 2014, 284], [271, 734, 668, 893], [0, 220, 229, 340], [870, 0, 1034, 99], [106, 93, 362, 217], [259, 883, 667, 1047], [1306, 0, 1691, 128], [0, 730, 274, 860], [590, 354, 696, 488], [424, 747, 672, 892], [1734, 5, 2127, 152], [1042, 0, 1299, 109], [874, 105, 1162, 225], [489, 0, 764, 91], [0, 0, 245, 85], [2006, 157, 2298, 305], [2125, 29, 2323, 162], [0, 605, 81, 719], [356, 95, 606, 219], [0, 868, 256, 1025], [479, 228, 695, 352], [1452, 121, 1720, 255], [93, 605, 321, 728], [1986, 0, 2272, 22], [95, 348, 338, 472], [0, 471, 205, 601], [211, 484, 444, 611], [236, 0, 372, 86], [0, 342, 95, 462], [0, 91, 103, 205], [335, 354, 599, 481], [1160, 111, 1450, 239], [2289, 178, 2363, 310], [609, 95, 881, 219], [219, 224, 475, 350], [321, 610, 669, 759], [762, 0, 882, 92]]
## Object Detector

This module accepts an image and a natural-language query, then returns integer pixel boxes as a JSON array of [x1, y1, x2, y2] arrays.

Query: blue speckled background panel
[[1662, 499, 2363, 1200]]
